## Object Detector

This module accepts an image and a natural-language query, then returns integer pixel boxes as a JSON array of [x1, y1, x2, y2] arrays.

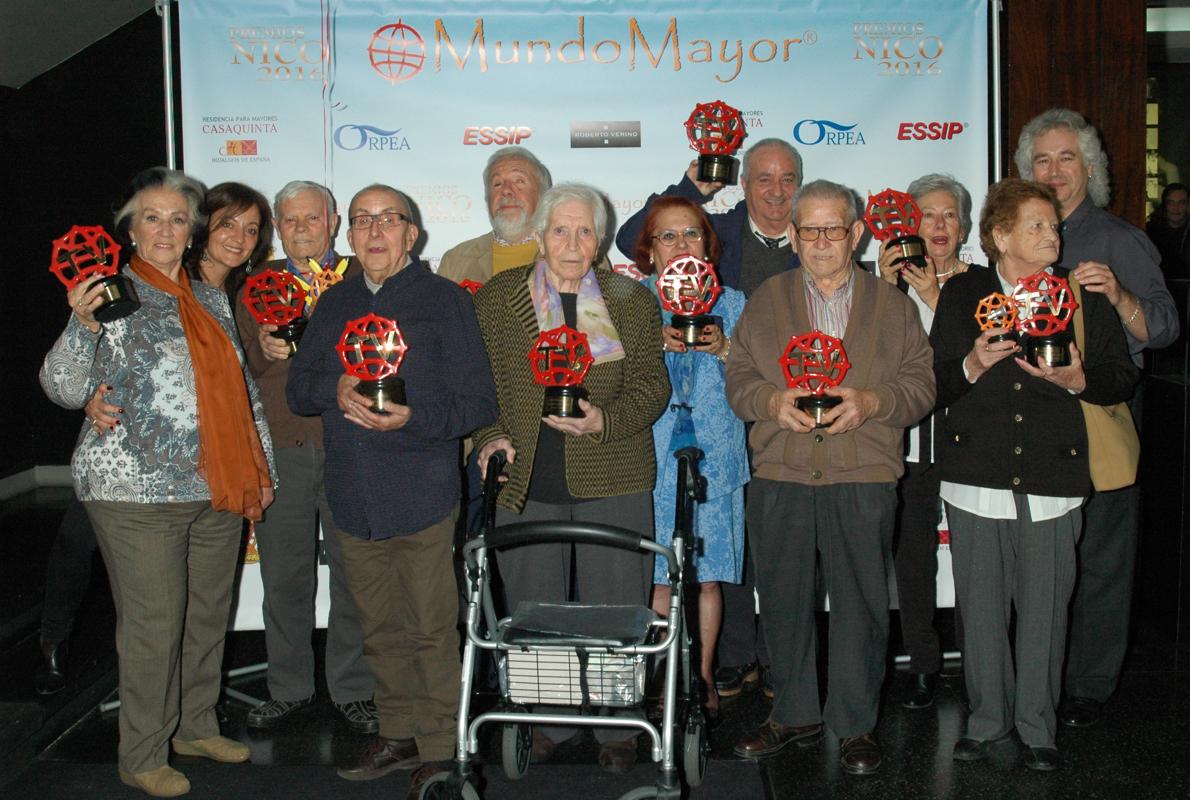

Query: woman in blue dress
[[627, 196, 749, 715]]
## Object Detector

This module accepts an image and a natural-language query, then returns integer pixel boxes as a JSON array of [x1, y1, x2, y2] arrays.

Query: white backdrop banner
[[181, 0, 987, 626]]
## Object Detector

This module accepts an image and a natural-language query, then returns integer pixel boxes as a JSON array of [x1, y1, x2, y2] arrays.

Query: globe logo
[[368, 20, 426, 83]]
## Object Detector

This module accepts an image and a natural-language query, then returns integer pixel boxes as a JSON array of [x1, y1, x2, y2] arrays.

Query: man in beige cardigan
[[725, 180, 935, 776]]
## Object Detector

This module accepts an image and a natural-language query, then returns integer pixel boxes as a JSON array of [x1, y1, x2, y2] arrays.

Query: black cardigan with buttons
[[929, 267, 1138, 497]]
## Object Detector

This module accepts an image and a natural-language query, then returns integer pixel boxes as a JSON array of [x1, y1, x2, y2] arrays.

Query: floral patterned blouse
[[40, 269, 275, 504]]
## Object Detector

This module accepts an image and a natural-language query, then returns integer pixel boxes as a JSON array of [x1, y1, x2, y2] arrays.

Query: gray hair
[[482, 146, 552, 204], [273, 180, 337, 218], [113, 167, 207, 245], [741, 137, 804, 186], [906, 173, 974, 238], [532, 183, 609, 243], [792, 179, 860, 227], [347, 183, 414, 218], [1013, 108, 1110, 208]]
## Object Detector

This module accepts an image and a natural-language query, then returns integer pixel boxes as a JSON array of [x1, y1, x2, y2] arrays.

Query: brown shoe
[[529, 728, 556, 764], [597, 738, 639, 774], [119, 765, 190, 797], [839, 733, 881, 775], [733, 720, 823, 759], [171, 735, 250, 763], [407, 761, 450, 800], [337, 736, 420, 781]]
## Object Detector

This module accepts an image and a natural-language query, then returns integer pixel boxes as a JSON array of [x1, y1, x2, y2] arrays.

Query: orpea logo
[[333, 124, 411, 151], [792, 119, 866, 146]]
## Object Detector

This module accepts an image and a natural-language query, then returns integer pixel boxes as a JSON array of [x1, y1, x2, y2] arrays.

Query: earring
[[201, 251, 209, 263]]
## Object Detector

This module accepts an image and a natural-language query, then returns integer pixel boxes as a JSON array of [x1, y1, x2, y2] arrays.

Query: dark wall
[[1, 10, 173, 478]]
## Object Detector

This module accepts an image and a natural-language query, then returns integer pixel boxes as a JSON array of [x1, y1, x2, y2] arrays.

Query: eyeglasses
[[795, 225, 849, 242], [349, 212, 410, 230], [651, 227, 704, 246]]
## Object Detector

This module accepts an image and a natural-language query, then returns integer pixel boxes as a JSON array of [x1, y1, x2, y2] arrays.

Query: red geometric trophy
[[49, 224, 140, 322], [527, 325, 594, 418], [458, 280, 484, 296], [656, 254, 723, 346], [685, 100, 746, 185], [243, 270, 308, 357], [863, 189, 927, 271], [779, 331, 852, 427], [1011, 272, 1078, 367], [302, 256, 349, 311], [336, 313, 408, 413], [974, 292, 1019, 344]]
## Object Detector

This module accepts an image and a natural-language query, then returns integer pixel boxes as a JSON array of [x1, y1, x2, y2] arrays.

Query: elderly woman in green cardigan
[[472, 182, 670, 774]]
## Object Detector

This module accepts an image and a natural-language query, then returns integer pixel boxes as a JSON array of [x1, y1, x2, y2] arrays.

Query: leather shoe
[[761, 665, 774, 700], [34, 640, 68, 696], [119, 765, 190, 797], [597, 739, 638, 774], [839, 733, 881, 775], [246, 695, 316, 729], [714, 661, 760, 697], [530, 728, 556, 763], [1024, 746, 1060, 772], [337, 736, 420, 780], [953, 732, 1012, 762], [902, 672, 938, 709], [733, 720, 823, 759], [1059, 696, 1102, 728], [171, 736, 250, 763], [406, 761, 450, 800]]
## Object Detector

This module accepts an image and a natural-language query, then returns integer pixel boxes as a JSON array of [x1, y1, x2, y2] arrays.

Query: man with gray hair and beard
[[1014, 108, 1178, 731], [437, 146, 553, 284]]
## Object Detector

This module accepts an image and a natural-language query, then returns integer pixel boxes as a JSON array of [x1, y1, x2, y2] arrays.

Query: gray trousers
[[496, 491, 653, 743], [1064, 484, 1139, 702], [86, 500, 241, 774], [748, 479, 895, 738], [948, 497, 1080, 748], [254, 446, 372, 703]]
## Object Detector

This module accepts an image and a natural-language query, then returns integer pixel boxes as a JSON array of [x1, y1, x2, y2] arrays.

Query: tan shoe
[[172, 735, 251, 763], [118, 765, 191, 797]]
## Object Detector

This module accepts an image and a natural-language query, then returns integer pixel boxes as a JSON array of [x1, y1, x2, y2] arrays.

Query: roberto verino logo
[[369, 19, 426, 83], [792, 119, 866, 146], [334, 125, 411, 151]]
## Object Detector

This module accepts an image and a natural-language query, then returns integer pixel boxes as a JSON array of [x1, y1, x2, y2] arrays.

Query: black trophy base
[[270, 317, 308, 358], [796, 394, 842, 428], [355, 376, 406, 415], [1025, 333, 1072, 368], [673, 314, 713, 347], [889, 234, 928, 270], [92, 274, 141, 323], [697, 154, 739, 185], [987, 329, 1019, 345], [543, 385, 588, 418]]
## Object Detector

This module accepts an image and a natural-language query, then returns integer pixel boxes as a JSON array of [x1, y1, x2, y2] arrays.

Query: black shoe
[[246, 695, 316, 728], [1024, 746, 1060, 772], [953, 732, 1013, 761], [1058, 696, 1102, 728], [902, 672, 939, 709], [34, 640, 68, 696], [335, 699, 380, 734], [839, 733, 881, 775], [714, 662, 760, 698]]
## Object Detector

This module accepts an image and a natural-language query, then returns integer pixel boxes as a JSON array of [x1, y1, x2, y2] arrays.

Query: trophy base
[[988, 329, 1019, 345], [356, 376, 406, 415], [543, 385, 588, 418], [92, 274, 141, 323], [271, 317, 308, 358], [796, 394, 841, 428], [697, 154, 739, 185], [1025, 333, 1072, 368], [673, 314, 714, 347], [889, 234, 928, 270]]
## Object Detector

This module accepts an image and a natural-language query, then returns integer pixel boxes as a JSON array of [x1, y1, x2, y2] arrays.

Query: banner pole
[[157, 0, 177, 169], [992, 0, 1003, 180]]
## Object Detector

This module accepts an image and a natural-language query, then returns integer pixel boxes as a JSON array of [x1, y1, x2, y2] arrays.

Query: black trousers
[[40, 498, 98, 644], [893, 461, 942, 674]]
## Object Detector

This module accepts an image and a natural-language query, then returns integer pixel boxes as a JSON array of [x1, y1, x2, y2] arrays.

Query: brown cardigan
[[472, 264, 670, 513], [725, 266, 935, 485]]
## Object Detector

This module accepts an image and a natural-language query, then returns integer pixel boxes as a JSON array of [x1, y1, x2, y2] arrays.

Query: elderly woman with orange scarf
[[40, 167, 275, 798]]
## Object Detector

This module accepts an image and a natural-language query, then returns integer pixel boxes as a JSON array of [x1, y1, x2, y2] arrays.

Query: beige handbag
[[1069, 278, 1140, 491]]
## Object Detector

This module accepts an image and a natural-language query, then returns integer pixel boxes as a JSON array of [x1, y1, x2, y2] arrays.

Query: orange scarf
[[129, 255, 272, 521]]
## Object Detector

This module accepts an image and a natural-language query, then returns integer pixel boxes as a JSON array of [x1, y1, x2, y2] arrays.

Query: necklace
[[935, 262, 966, 281]]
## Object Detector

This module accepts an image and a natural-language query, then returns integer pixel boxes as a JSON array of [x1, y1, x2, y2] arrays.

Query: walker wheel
[[418, 772, 481, 800], [682, 717, 708, 787], [501, 722, 531, 780]]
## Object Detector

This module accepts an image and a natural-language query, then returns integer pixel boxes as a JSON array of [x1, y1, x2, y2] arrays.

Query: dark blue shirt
[[287, 260, 497, 538]]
